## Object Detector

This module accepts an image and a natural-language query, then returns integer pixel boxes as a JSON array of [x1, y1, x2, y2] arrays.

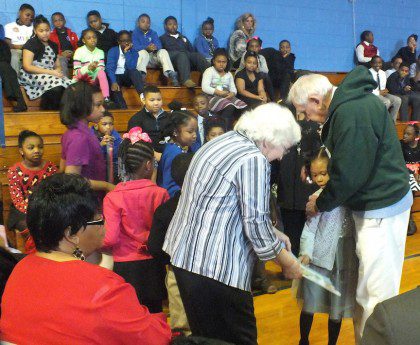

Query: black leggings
[[40, 86, 65, 110], [299, 311, 342, 345]]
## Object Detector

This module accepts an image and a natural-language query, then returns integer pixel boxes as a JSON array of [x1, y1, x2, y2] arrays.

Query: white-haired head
[[234, 103, 301, 156], [288, 74, 333, 106]]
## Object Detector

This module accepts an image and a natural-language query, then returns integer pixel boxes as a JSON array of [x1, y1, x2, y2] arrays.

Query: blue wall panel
[[1, 0, 419, 72]]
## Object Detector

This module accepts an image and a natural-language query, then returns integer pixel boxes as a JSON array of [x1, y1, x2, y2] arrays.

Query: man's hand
[[273, 229, 291, 252], [276, 249, 302, 280], [306, 193, 319, 218], [404, 85, 412, 92]]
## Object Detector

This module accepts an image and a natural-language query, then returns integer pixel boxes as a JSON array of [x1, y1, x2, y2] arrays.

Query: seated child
[[203, 116, 226, 143], [133, 14, 178, 86], [7, 130, 57, 252], [194, 17, 220, 62], [91, 112, 122, 183], [201, 48, 246, 129], [277, 40, 296, 99], [369, 56, 401, 123], [385, 56, 402, 78], [4, 4, 34, 73], [127, 85, 172, 154], [296, 148, 358, 345], [160, 16, 209, 88], [149, 153, 194, 335], [387, 62, 420, 121], [237, 37, 275, 101], [106, 30, 144, 109], [73, 29, 111, 103], [49, 12, 79, 77], [235, 51, 267, 109], [355, 30, 380, 66], [103, 127, 169, 313], [0, 38, 27, 111], [20, 15, 72, 110], [400, 123, 420, 235], [157, 111, 198, 197], [192, 93, 215, 144], [86, 10, 118, 54]]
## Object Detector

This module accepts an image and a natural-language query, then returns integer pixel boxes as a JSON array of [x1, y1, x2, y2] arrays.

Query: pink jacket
[[103, 179, 169, 262]]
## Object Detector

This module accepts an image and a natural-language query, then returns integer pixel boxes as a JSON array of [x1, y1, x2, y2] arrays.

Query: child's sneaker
[[167, 70, 179, 86]]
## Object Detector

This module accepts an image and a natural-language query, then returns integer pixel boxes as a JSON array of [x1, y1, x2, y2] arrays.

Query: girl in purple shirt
[[60, 80, 114, 194]]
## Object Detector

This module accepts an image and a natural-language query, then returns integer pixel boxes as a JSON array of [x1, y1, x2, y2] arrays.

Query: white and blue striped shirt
[[163, 131, 285, 291]]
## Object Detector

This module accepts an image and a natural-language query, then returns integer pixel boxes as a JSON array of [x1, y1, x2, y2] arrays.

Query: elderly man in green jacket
[[288, 66, 412, 344]]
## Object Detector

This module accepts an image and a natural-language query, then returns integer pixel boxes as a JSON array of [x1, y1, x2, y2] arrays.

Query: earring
[[72, 246, 86, 261]]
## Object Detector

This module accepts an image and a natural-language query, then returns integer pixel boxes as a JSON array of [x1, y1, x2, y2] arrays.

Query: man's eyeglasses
[[86, 216, 105, 226]]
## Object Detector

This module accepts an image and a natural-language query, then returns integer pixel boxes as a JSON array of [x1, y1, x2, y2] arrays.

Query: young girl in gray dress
[[296, 148, 358, 345]]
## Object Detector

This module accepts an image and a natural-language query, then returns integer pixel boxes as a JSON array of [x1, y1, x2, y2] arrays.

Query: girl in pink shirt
[[103, 126, 169, 313]]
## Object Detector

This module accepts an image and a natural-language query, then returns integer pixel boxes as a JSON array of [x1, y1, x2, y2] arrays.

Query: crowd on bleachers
[[0, 3, 420, 345]]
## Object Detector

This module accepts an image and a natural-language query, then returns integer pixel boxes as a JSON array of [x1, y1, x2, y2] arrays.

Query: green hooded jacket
[[316, 66, 409, 212]]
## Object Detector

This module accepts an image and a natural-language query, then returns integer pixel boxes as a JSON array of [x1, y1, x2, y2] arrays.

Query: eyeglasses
[[86, 216, 105, 226]]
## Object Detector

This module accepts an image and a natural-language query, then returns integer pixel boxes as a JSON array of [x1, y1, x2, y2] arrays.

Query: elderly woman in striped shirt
[[163, 103, 303, 345]]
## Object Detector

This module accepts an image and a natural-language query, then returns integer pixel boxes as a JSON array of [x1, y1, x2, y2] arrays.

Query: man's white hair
[[288, 74, 333, 106], [234, 103, 301, 149]]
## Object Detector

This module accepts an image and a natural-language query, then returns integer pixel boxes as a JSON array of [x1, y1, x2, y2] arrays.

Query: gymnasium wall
[[1, 0, 419, 72]]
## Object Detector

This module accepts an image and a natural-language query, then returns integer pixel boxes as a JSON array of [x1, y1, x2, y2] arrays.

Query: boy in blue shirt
[[106, 30, 144, 109], [132, 14, 178, 86]]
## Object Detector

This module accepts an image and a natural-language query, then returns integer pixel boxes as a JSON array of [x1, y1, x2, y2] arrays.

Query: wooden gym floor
[[255, 215, 420, 345]]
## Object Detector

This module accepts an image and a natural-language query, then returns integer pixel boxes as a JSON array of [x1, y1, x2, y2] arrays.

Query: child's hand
[[62, 50, 73, 59], [225, 92, 235, 99], [89, 61, 98, 71], [379, 89, 389, 96], [404, 85, 412, 92], [123, 43, 133, 53], [298, 255, 310, 266], [259, 94, 267, 103], [111, 83, 120, 92], [100, 135, 114, 147], [51, 69, 64, 78]]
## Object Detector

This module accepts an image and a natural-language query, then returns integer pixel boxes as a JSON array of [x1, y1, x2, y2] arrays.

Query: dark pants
[[112, 69, 144, 109], [398, 93, 420, 121], [280, 208, 306, 257], [168, 51, 209, 83], [273, 73, 293, 100], [0, 61, 25, 103], [40, 86, 64, 110], [173, 266, 257, 345], [260, 72, 276, 101], [113, 258, 166, 313]]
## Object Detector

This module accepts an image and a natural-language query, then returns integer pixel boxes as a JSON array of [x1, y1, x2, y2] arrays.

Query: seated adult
[[395, 34, 417, 65], [385, 56, 402, 78], [0, 173, 172, 345], [387, 62, 420, 121], [228, 13, 256, 69], [361, 287, 420, 345], [356, 30, 379, 66]]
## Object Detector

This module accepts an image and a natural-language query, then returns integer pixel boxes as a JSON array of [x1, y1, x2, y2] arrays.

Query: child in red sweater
[[49, 12, 78, 77], [103, 126, 169, 313]]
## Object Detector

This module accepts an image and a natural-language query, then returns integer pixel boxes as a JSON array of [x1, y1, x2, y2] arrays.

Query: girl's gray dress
[[296, 189, 359, 321]]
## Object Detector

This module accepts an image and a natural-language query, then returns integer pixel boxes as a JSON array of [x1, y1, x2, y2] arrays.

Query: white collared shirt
[[369, 68, 387, 95], [385, 68, 396, 78], [116, 46, 125, 75]]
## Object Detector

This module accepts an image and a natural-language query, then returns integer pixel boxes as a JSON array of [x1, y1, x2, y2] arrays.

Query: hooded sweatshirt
[[317, 66, 409, 213]]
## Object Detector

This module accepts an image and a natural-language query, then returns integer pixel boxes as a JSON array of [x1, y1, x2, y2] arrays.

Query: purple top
[[61, 120, 106, 181]]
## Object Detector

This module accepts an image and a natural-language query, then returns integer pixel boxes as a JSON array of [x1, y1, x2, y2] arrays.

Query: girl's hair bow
[[122, 127, 152, 144]]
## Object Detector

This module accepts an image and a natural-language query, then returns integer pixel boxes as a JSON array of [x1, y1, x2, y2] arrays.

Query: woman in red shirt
[[0, 173, 171, 345]]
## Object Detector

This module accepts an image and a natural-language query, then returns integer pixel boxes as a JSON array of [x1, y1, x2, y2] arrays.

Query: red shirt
[[49, 27, 79, 54], [103, 179, 169, 262], [0, 255, 171, 345], [7, 161, 57, 213]]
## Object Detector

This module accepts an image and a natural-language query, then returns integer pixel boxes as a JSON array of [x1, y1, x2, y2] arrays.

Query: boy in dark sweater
[[149, 153, 194, 335], [127, 85, 171, 154], [86, 10, 118, 55], [159, 16, 209, 88], [387, 62, 420, 121]]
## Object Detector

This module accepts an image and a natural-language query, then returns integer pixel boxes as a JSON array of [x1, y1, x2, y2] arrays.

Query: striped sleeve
[[72, 47, 89, 76], [234, 155, 284, 260]]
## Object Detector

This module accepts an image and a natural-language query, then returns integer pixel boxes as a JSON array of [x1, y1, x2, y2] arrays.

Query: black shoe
[[13, 103, 27, 112], [408, 219, 417, 236], [104, 98, 118, 110]]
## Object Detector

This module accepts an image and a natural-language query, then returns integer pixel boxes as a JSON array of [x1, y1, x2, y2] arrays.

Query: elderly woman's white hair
[[288, 74, 333, 106], [234, 103, 301, 149]]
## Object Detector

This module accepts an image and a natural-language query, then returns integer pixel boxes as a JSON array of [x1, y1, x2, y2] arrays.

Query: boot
[[408, 218, 417, 236]]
